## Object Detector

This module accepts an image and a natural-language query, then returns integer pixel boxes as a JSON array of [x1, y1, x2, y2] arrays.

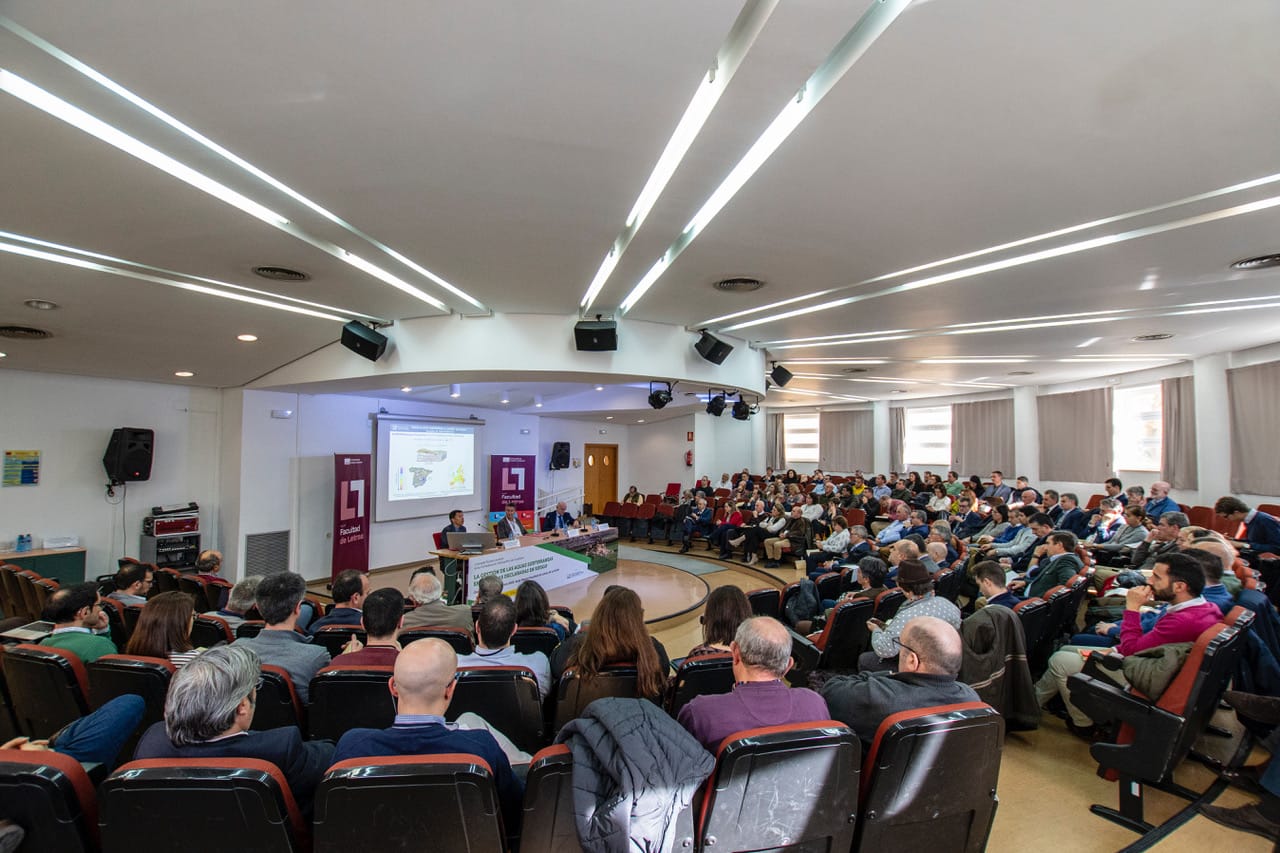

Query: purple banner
[[489, 454, 536, 513], [332, 453, 371, 581]]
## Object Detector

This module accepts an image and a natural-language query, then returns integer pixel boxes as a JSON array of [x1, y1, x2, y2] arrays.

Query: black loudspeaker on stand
[[104, 427, 155, 484], [550, 442, 571, 470]]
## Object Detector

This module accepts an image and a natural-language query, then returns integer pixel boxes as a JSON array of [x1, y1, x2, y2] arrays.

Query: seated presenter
[[495, 504, 527, 540], [543, 502, 575, 532]]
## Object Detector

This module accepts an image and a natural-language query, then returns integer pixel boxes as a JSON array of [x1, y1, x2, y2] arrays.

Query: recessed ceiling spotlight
[[637, 419, 646, 423], [1007, 370, 1035, 376], [237, 333, 258, 342], [253, 265, 311, 281], [401, 386, 412, 393], [0, 325, 51, 340], [174, 370, 195, 378], [0, 352, 6, 358], [1230, 253, 1280, 271], [1131, 333, 1174, 342], [714, 277, 765, 293], [605, 416, 614, 420], [449, 384, 461, 398], [23, 299, 57, 310], [595, 385, 605, 392], [534, 395, 543, 408], [500, 391, 510, 404]]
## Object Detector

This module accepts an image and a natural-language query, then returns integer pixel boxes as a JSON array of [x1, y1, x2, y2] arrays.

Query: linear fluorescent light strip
[[0, 229, 383, 322], [698, 171, 1280, 328], [723, 193, 1280, 331], [1, 16, 484, 311], [617, 0, 913, 314], [579, 0, 778, 311], [0, 241, 350, 322], [0, 69, 449, 312], [774, 387, 868, 403]]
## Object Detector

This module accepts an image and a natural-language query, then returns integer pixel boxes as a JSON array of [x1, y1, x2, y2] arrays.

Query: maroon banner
[[489, 453, 536, 513], [332, 453, 371, 581]]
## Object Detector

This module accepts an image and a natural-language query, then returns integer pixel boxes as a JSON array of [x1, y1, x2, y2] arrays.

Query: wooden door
[[584, 443, 618, 514]]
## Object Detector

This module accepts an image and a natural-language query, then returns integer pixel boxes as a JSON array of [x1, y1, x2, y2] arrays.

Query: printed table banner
[[332, 453, 371, 581], [463, 528, 619, 601]]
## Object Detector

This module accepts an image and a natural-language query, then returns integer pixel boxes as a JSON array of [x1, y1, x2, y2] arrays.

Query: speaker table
[[0, 547, 87, 585]]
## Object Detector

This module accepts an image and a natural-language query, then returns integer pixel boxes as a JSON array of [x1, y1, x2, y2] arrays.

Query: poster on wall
[[488, 454, 536, 533], [332, 453, 371, 580], [2, 450, 40, 487]]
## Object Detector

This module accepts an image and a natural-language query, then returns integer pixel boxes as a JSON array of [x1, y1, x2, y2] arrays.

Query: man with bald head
[[676, 616, 829, 751], [819, 616, 980, 744], [332, 638, 523, 825]]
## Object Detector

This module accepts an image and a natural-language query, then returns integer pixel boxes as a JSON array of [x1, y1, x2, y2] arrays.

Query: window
[[783, 413, 819, 467], [903, 406, 952, 467], [1113, 384, 1162, 471]]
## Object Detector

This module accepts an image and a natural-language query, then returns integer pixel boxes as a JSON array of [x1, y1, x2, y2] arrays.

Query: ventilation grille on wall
[[245, 530, 290, 577]]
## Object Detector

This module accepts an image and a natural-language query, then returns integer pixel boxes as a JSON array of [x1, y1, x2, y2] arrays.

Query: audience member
[[679, 497, 714, 554], [1215, 496, 1280, 557], [1088, 505, 1148, 578], [134, 645, 333, 816], [232, 572, 330, 703], [473, 574, 505, 606], [1, 694, 144, 767], [1204, 689, 1280, 839], [402, 570, 474, 631], [457, 597, 552, 699], [553, 587, 669, 698], [1010, 531, 1082, 598], [1126, 511, 1188, 572], [40, 583, 117, 663], [1054, 493, 1090, 538], [981, 471, 1013, 502], [124, 590, 202, 667], [685, 585, 751, 658], [109, 562, 154, 606], [677, 616, 829, 750], [973, 561, 1020, 609], [822, 616, 979, 744], [307, 569, 368, 633], [331, 587, 405, 666], [514, 579, 572, 640], [1143, 481, 1178, 520], [193, 549, 224, 584], [861, 560, 961, 672], [805, 516, 850, 577], [213, 576, 260, 631]]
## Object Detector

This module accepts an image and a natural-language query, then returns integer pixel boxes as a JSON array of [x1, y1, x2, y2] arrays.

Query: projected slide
[[386, 422, 474, 502]]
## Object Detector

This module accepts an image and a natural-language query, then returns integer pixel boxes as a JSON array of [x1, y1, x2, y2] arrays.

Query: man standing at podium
[[495, 503, 527, 540], [543, 501, 575, 533]]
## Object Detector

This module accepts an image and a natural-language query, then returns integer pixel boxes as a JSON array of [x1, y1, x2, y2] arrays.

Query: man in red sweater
[[1035, 552, 1223, 738]]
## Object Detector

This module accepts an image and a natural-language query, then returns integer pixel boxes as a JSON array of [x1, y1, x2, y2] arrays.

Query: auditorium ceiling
[[1, 0, 1278, 412]]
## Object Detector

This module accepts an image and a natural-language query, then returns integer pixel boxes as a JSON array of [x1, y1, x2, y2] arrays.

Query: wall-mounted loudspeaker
[[103, 427, 154, 484], [770, 364, 793, 386], [550, 441, 571, 470], [574, 320, 617, 351], [341, 321, 388, 361], [694, 331, 734, 365]]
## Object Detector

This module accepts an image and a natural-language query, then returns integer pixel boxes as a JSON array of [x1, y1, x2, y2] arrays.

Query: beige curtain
[[1228, 361, 1280, 495], [889, 407, 905, 473], [1037, 388, 1113, 481], [766, 413, 785, 470], [819, 410, 874, 472], [1161, 376, 1197, 490], [951, 399, 1015, 476]]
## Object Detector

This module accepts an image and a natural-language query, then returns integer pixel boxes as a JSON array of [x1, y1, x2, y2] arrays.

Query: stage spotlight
[[770, 363, 793, 386], [647, 381, 673, 409], [706, 391, 726, 416], [731, 398, 752, 421]]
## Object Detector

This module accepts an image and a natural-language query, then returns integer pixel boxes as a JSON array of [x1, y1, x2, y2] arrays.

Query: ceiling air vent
[[1230, 254, 1280, 271], [0, 325, 52, 340], [1131, 333, 1174, 342], [842, 367, 869, 374], [713, 277, 764, 293], [253, 266, 311, 282]]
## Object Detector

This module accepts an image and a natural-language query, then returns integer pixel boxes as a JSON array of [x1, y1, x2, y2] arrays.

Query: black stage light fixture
[[706, 390, 727, 416], [694, 330, 734, 364], [731, 397, 752, 421], [341, 321, 388, 361], [770, 363, 793, 387], [647, 381, 673, 409]]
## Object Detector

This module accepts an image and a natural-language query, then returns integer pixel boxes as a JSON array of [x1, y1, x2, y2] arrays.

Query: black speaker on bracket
[[550, 442, 571, 470], [770, 363, 793, 387], [574, 320, 617, 351], [341, 321, 388, 361], [694, 331, 734, 364], [103, 427, 154, 484]]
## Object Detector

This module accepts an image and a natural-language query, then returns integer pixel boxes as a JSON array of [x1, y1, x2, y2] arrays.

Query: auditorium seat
[[666, 652, 734, 717], [746, 588, 781, 619], [190, 612, 235, 647], [873, 589, 906, 621], [1085, 494, 1104, 510], [307, 665, 395, 742], [617, 500, 640, 539], [512, 626, 560, 658], [236, 619, 267, 638], [2, 644, 90, 738], [1012, 598, 1053, 676], [0, 747, 99, 852], [152, 567, 182, 596], [399, 626, 474, 655], [252, 664, 305, 734], [786, 629, 822, 687], [844, 508, 867, 528], [309, 625, 367, 658], [520, 744, 581, 853], [599, 500, 623, 529], [122, 604, 145, 639], [696, 721, 860, 853], [815, 597, 873, 671], [814, 571, 842, 603], [316, 754, 505, 852], [855, 703, 1003, 853], [100, 758, 308, 853], [99, 596, 131, 648], [1068, 621, 1247, 838], [779, 581, 804, 621], [0, 665, 18, 743], [86, 654, 175, 762], [32, 578, 59, 620], [633, 501, 657, 542], [16, 571, 43, 625], [1041, 584, 1075, 644], [1186, 505, 1215, 531], [0, 564, 27, 621], [652, 503, 675, 543], [447, 665, 546, 754], [933, 567, 962, 602], [553, 665, 639, 732]]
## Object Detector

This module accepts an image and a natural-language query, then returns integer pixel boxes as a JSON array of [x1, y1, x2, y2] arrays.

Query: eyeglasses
[[893, 636, 921, 659]]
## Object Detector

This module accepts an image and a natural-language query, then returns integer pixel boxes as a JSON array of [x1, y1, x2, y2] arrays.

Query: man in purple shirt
[[677, 616, 829, 751]]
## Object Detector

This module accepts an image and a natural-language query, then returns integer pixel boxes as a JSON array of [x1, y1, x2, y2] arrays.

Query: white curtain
[[889, 407, 905, 473], [951, 399, 1015, 475], [819, 410, 874, 472], [766, 413, 785, 470], [1037, 388, 1113, 481], [1161, 376, 1198, 490], [1228, 361, 1280, 494]]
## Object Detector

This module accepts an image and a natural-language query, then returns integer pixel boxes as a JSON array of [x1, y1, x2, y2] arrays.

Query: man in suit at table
[[441, 509, 467, 537], [543, 502, 575, 533], [495, 503, 527, 540]]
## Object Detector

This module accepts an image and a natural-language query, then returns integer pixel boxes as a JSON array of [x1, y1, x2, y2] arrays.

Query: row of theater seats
[[0, 705, 1006, 853]]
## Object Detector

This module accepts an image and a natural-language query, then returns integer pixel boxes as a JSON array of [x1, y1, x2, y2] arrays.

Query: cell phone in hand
[[869, 617, 886, 629]]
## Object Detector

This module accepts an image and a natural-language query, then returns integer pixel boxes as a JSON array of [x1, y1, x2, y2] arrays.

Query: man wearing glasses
[[39, 582, 117, 663], [108, 561, 154, 606], [819, 616, 979, 744], [134, 644, 334, 817]]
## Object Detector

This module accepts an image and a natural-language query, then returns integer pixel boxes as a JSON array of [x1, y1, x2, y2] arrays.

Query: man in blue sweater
[[332, 638, 524, 830], [1215, 496, 1280, 557]]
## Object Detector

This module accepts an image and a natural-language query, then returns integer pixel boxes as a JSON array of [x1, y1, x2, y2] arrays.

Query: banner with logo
[[488, 454, 537, 532], [332, 453, 371, 581]]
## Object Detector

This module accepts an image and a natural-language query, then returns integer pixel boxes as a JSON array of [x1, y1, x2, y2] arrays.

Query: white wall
[[538, 417, 630, 516], [630, 415, 697, 496], [0, 368, 220, 578]]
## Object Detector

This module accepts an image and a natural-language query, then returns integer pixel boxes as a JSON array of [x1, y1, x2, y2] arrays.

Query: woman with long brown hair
[[561, 586, 668, 701], [124, 590, 202, 667], [686, 585, 751, 658]]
